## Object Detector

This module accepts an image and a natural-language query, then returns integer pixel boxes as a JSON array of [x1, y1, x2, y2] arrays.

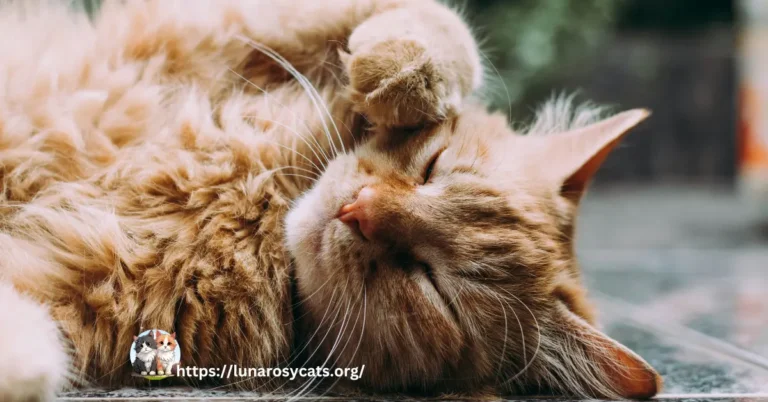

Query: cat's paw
[[0, 283, 68, 401], [158, 370, 165, 375], [344, 39, 461, 127], [149, 371, 156, 375], [141, 371, 148, 375]]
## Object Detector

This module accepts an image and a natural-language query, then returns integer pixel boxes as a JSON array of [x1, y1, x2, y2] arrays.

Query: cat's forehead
[[359, 108, 556, 203], [365, 113, 510, 160]]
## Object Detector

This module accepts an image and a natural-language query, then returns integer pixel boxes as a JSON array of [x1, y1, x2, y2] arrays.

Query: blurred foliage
[[454, 0, 625, 116], [71, 0, 100, 15], [457, 0, 734, 119]]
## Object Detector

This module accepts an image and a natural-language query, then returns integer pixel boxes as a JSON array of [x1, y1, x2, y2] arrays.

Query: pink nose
[[338, 186, 377, 240]]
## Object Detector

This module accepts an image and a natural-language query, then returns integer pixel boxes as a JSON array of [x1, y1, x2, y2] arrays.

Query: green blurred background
[[457, 0, 736, 183]]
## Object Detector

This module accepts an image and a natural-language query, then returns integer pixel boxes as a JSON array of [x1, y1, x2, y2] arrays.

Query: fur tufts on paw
[[345, 39, 459, 127]]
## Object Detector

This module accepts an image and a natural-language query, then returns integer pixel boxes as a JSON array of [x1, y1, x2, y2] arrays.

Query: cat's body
[[0, 0, 660, 401], [132, 333, 158, 375], [154, 332, 177, 375]]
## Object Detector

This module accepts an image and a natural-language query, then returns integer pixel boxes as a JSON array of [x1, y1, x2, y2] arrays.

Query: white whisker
[[235, 37, 346, 160], [227, 68, 331, 167]]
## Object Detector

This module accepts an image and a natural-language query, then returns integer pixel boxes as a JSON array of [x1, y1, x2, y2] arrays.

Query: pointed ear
[[133, 335, 138, 341], [542, 109, 650, 202], [554, 303, 662, 399]]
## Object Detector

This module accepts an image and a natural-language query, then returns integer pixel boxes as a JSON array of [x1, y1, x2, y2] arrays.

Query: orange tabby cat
[[154, 332, 177, 376], [0, 0, 659, 400]]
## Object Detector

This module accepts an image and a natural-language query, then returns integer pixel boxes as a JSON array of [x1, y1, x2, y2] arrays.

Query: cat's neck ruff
[[137, 350, 156, 361], [157, 350, 174, 360]]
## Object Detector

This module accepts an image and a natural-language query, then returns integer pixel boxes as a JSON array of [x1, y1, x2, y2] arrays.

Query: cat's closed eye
[[415, 261, 439, 288], [422, 149, 444, 184]]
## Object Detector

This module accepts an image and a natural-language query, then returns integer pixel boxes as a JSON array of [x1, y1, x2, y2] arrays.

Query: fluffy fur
[[0, 283, 69, 401], [154, 332, 177, 375], [0, 0, 659, 400], [132, 333, 157, 375]]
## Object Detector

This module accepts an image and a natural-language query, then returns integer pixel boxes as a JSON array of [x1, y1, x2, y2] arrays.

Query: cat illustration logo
[[129, 329, 181, 380]]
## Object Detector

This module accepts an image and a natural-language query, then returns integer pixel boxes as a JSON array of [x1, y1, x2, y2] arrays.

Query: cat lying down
[[0, 0, 661, 400]]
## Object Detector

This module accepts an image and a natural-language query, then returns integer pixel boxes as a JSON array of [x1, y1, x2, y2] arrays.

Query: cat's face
[[134, 335, 157, 354], [285, 104, 660, 399], [155, 332, 177, 352]]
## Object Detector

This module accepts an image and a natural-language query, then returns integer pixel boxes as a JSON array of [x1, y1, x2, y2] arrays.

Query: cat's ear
[[170, 332, 176, 339], [541, 109, 649, 202], [551, 302, 661, 399], [133, 335, 138, 341]]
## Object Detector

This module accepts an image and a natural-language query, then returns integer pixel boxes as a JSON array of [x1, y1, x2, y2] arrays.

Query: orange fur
[[0, 0, 659, 400], [154, 332, 177, 374], [0, 0, 479, 398], [287, 103, 659, 398]]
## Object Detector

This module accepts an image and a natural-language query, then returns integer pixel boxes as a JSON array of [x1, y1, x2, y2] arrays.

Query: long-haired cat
[[132, 332, 158, 376], [0, 0, 660, 401], [154, 332, 177, 376]]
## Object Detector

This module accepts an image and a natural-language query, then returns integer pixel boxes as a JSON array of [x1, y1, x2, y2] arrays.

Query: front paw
[[0, 284, 68, 401], [344, 39, 460, 127]]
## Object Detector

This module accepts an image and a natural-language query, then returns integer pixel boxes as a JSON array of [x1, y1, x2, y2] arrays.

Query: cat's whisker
[[227, 68, 332, 168], [491, 290, 530, 380], [265, 167, 319, 187], [286, 276, 351, 399], [290, 268, 337, 307], [491, 291, 511, 377], [226, 70, 331, 166], [305, 281, 365, 397], [304, 278, 357, 394], [317, 49, 346, 88], [477, 47, 512, 118], [348, 285, 368, 384], [293, 278, 353, 399], [445, 276, 467, 313], [269, 165, 321, 180], [496, 287, 542, 387], [216, 282, 348, 395], [240, 115, 328, 173], [236, 37, 346, 161]]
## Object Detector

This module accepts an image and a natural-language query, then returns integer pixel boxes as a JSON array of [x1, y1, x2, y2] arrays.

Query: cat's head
[[134, 333, 157, 353], [285, 100, 660, 399], [155, 332, 177, 352]]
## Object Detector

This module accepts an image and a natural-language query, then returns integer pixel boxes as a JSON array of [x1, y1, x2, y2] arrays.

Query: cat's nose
[[338, 186, 376, 240]]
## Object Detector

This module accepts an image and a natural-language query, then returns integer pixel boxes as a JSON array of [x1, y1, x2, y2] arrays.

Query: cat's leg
[[343, 1, 483, 127], [234, 0, 482, 128], [0, 283, 69, 402]]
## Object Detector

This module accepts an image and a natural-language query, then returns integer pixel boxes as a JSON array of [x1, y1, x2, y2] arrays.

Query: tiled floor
[[579, 185, 768, 401], [60, 185, 768, 401]]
